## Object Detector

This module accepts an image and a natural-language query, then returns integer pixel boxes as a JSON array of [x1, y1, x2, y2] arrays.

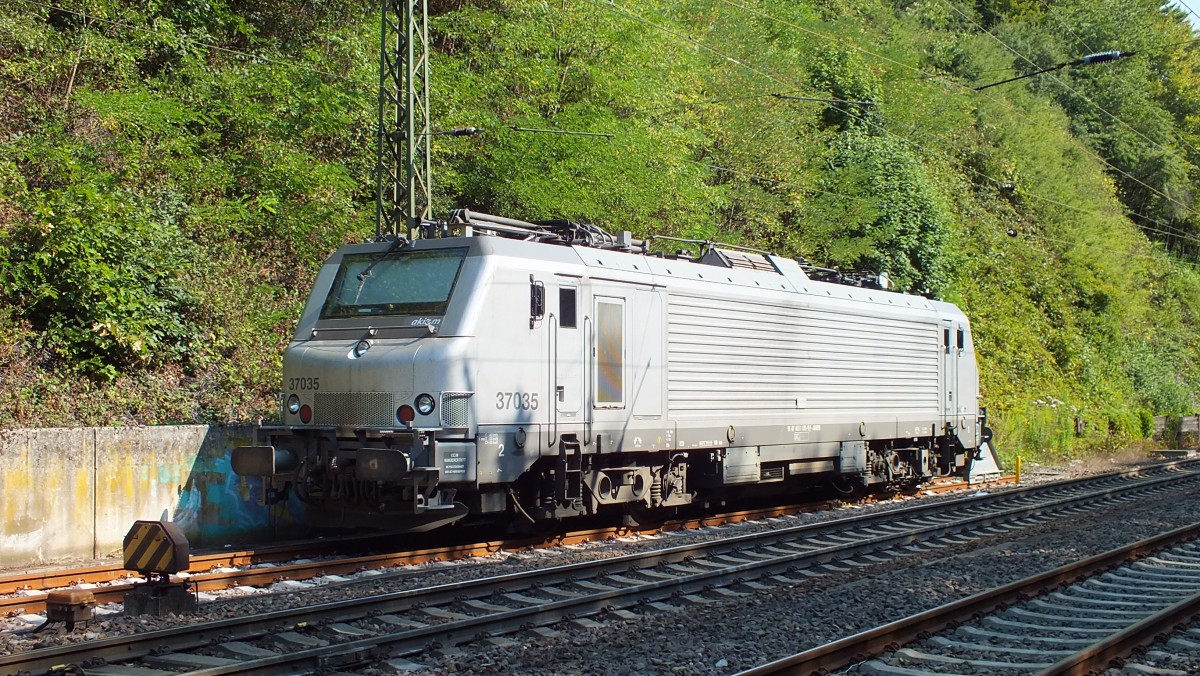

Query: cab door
[[952, 322, 975, 426], [941, 319, 971, 428], [941, 319, 956, 425]]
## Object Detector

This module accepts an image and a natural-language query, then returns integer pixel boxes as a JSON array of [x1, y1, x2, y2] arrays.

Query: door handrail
[[584, 314, 593, 446], [547, 312, 558, 449]]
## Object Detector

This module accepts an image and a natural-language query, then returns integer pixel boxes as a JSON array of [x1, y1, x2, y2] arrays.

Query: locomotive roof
[[386, 208, 909, 292], [298, 214, 965, 343], [335, 215, 951, 318]]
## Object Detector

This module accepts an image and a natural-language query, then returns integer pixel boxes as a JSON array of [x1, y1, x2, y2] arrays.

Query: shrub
[[0, 177, 203, 380]]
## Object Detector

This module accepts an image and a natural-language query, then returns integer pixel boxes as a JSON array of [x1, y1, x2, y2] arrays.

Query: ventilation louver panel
[[441, 392, 472, 428], [699, 248, 778, 272]]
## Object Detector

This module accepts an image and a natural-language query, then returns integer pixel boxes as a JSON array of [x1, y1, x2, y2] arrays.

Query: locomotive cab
[[233, 237, 487, 530]]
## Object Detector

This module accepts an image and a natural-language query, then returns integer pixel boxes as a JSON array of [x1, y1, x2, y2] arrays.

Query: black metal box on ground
[[124, 583, 197, 616], [122, 520, 196, 617]]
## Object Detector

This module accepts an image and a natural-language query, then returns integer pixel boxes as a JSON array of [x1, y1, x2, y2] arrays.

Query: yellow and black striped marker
[[122, 520, 190, 576]]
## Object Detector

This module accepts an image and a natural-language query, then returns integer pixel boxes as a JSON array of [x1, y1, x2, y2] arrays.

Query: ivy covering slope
[[1, 0, 1199, 462]]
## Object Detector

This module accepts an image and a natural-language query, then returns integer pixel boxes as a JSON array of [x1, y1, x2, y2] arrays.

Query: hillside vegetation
[[2, 0, 1199, 463]]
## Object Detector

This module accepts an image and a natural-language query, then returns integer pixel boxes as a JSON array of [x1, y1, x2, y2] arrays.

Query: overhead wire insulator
[[975, 48, 1132, 90], [1079, 50, 1127, 65]]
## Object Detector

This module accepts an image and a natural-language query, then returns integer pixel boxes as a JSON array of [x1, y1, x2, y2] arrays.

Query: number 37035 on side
[[495, 392, 539, 410]]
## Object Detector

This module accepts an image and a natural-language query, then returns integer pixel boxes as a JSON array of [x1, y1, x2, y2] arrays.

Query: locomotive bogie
[[233, 217, 998, 531]]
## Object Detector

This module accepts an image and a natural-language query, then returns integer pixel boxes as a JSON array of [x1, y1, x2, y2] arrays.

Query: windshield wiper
[[350, 237, 408, 305], [357, 237, 408, 282]]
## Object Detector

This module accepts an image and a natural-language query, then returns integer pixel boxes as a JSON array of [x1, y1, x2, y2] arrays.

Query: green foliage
[[429, 0, 722, 234], [1, 0, 1200, 446], [1, 167, 203, 379], [0, 0, 375, 420], [803, 131, 952, 294], [807, 48, 882, 130], [991, 403, 1079, 464]]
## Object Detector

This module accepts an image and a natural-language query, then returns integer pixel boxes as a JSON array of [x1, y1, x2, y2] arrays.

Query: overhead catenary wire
[[581, 0, 1200, 250], [579, 0, 788, 87], [938, 0, 1200, 179], [938, 6, 1200, 238], [1169, 0, 1200, 33], [771, 93, 874, 106], [701, 0, 1200, 246], [509, 126, 614, 139], [578, 3, 1025, 219], [1053, 17, 1098, 57], [629, 88, 783, 115], [20, 0, 1200, 250], [682, 157, 877, 205], [1018, 225, 1200, 276], [708, 0, 1200, 243], [972, 50, 1133, 91], [705, 0, 1200, 234]]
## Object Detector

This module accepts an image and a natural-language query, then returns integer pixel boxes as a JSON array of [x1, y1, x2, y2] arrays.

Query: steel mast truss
[[376, 0, 431, 239]]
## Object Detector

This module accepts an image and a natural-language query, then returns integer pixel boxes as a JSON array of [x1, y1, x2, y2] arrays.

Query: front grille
[[441, 392, 472, 428], [313, 392, 394, 427]]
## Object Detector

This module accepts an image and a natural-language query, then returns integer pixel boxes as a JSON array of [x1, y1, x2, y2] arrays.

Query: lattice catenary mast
[[375, 0, 431, 240]]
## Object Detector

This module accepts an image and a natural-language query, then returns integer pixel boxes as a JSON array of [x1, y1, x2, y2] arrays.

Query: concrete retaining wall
[[0, 425, 297, 569]]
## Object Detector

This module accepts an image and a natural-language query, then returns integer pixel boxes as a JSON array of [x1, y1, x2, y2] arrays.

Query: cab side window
[[560, 288, 577, 329]]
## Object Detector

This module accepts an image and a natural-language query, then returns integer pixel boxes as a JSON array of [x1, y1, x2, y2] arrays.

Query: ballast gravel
[[416, 486, 1200, 676], [0, 454, 1193, 675]]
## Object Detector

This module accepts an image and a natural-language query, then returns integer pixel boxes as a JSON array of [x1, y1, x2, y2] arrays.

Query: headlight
[[287, 394, 301, 414], [415, 393, 436, 416]]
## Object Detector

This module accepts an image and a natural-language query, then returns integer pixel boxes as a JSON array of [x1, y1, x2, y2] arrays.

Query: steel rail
[[0, 505, 820, 616], [0, 533, 426, 595], [0, 506, 848, 616], [736, 523, 1200, 676], [178, 473, 1198, 675], [1037, 580, 1200, 675], [0, 540, 498, 616], [0, 475, 1008, 616], [0, 463, 1191, 675]]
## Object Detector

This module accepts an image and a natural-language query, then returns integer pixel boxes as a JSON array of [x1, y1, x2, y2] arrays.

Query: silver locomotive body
[[233, 217, 998, 530]]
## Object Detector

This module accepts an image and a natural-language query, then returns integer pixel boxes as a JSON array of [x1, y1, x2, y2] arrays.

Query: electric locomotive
[[232, 210, 999, 531]]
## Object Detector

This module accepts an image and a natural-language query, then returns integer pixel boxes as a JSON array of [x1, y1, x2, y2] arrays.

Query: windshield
[[320, 247, 468, 319]]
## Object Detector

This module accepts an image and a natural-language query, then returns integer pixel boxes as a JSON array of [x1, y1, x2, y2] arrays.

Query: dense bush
[[1, 176, 203, 380], [1, 0, 1198, 467]]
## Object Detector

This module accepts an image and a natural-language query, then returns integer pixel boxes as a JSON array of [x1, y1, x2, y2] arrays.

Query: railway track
[[0, 462, 1194, 675], [741, 522, 1200, 675], [0, 476, 1006, 617], [1119, 616, 1200, 674]]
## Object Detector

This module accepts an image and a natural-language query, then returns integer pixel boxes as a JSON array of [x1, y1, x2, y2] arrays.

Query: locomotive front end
[[232, 239, 481, 531]]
